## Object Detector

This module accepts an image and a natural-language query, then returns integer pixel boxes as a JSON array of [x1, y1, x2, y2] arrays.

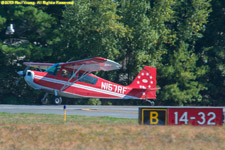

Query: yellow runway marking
[[82, 109, 138, 114]]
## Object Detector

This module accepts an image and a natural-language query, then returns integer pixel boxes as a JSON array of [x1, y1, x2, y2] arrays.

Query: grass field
[[0, 113, 224, 150]]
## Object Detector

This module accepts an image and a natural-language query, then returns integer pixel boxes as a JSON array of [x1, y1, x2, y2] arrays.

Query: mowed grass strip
[[0, 113, 224, 150]]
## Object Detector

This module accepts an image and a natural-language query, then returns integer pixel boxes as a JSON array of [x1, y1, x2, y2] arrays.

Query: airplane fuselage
[[24, 70, 148, 100]]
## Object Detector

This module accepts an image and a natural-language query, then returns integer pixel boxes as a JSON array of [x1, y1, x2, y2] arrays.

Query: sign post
[[64, 105, 66, 121]]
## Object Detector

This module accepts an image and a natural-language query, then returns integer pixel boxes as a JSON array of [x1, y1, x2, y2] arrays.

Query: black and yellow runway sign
[[139, 107, 223, 126]]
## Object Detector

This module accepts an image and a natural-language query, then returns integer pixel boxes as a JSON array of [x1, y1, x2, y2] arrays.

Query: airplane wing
[[24, 62, 55, 70], [61, 57, 121, 72]]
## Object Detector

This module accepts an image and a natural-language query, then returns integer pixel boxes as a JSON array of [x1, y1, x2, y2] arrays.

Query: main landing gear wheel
[[54, 96, 62, 105]]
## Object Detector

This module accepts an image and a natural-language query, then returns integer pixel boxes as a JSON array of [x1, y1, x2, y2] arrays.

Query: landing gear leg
[[53, 96, 62, 105], [53, 90, 62, 105], [41, 93, 49, 105]]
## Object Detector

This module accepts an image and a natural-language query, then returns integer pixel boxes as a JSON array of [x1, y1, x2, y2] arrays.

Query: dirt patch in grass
[[0, 113, 224, 150]]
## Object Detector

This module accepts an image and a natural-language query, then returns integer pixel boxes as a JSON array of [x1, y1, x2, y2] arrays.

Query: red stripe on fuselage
[[32, 71, 121, 98]]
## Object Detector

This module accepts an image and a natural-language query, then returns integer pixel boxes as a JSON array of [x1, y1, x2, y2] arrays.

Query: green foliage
[[87, 98, 101, 105], [156, 0, 211, 105], [0, 16, 6, 31], [196, 0, 225, 105], [60, 0, 127, 61], [159, 42, 205, 105], [0, 5, 61, 104]]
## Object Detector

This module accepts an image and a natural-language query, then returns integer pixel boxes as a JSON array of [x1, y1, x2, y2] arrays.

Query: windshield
[[45, 63, 61, 75]]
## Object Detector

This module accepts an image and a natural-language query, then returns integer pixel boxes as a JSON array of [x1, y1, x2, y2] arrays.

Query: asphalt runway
[[0, 105, 139, 119], [0, 105, 224, 121]]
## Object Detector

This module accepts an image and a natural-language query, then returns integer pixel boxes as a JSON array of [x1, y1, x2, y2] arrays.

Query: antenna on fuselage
[[66, 57, 74, 62]]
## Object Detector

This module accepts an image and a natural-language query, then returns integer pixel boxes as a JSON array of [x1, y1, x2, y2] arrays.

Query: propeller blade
[[16, 77, 22, 86], [16, 64, 30, 85], [17, 64, 30, 76], [17, 71, 24, 76]]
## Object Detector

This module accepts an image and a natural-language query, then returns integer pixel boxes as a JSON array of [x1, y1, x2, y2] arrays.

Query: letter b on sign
[[139, 108, 167, 125], [150, 111, 159, 124]]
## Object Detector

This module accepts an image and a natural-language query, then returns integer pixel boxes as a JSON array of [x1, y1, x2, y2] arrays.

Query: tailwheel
[[150, 101, 155, 106], [145, 99, 155, 106], [54, 96, 62, 105]]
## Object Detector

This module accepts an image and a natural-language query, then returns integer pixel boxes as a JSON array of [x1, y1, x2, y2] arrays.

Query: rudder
[[129, 66, 157, 99]]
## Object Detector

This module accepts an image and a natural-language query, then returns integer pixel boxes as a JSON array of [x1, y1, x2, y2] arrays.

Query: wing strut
[[60, 64, 84, 91], [60, 64, 93, 91]]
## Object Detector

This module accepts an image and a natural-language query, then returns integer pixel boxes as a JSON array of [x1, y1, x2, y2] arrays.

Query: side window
[[78, 73, 98, 85]]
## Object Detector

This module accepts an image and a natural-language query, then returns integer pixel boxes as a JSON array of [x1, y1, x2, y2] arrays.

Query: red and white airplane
[[17, 57, 160, 105]]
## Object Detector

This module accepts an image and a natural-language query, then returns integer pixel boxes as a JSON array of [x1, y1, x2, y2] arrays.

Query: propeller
[[15, 77, 22, 86], [16, 65, 30, 86]]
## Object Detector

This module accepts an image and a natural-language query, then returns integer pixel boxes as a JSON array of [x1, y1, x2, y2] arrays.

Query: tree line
[[0, 0, 224, 105]]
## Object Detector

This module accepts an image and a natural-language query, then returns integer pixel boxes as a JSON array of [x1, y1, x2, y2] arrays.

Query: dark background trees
[[0, 0, 224, 106]]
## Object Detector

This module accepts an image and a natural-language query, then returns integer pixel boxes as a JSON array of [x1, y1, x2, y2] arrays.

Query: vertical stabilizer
[[129, 66, 158, 99]]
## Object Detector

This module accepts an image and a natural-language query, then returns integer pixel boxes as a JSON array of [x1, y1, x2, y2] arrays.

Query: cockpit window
[[78, 73, 98, 85], [45, 63, 61, 75]]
